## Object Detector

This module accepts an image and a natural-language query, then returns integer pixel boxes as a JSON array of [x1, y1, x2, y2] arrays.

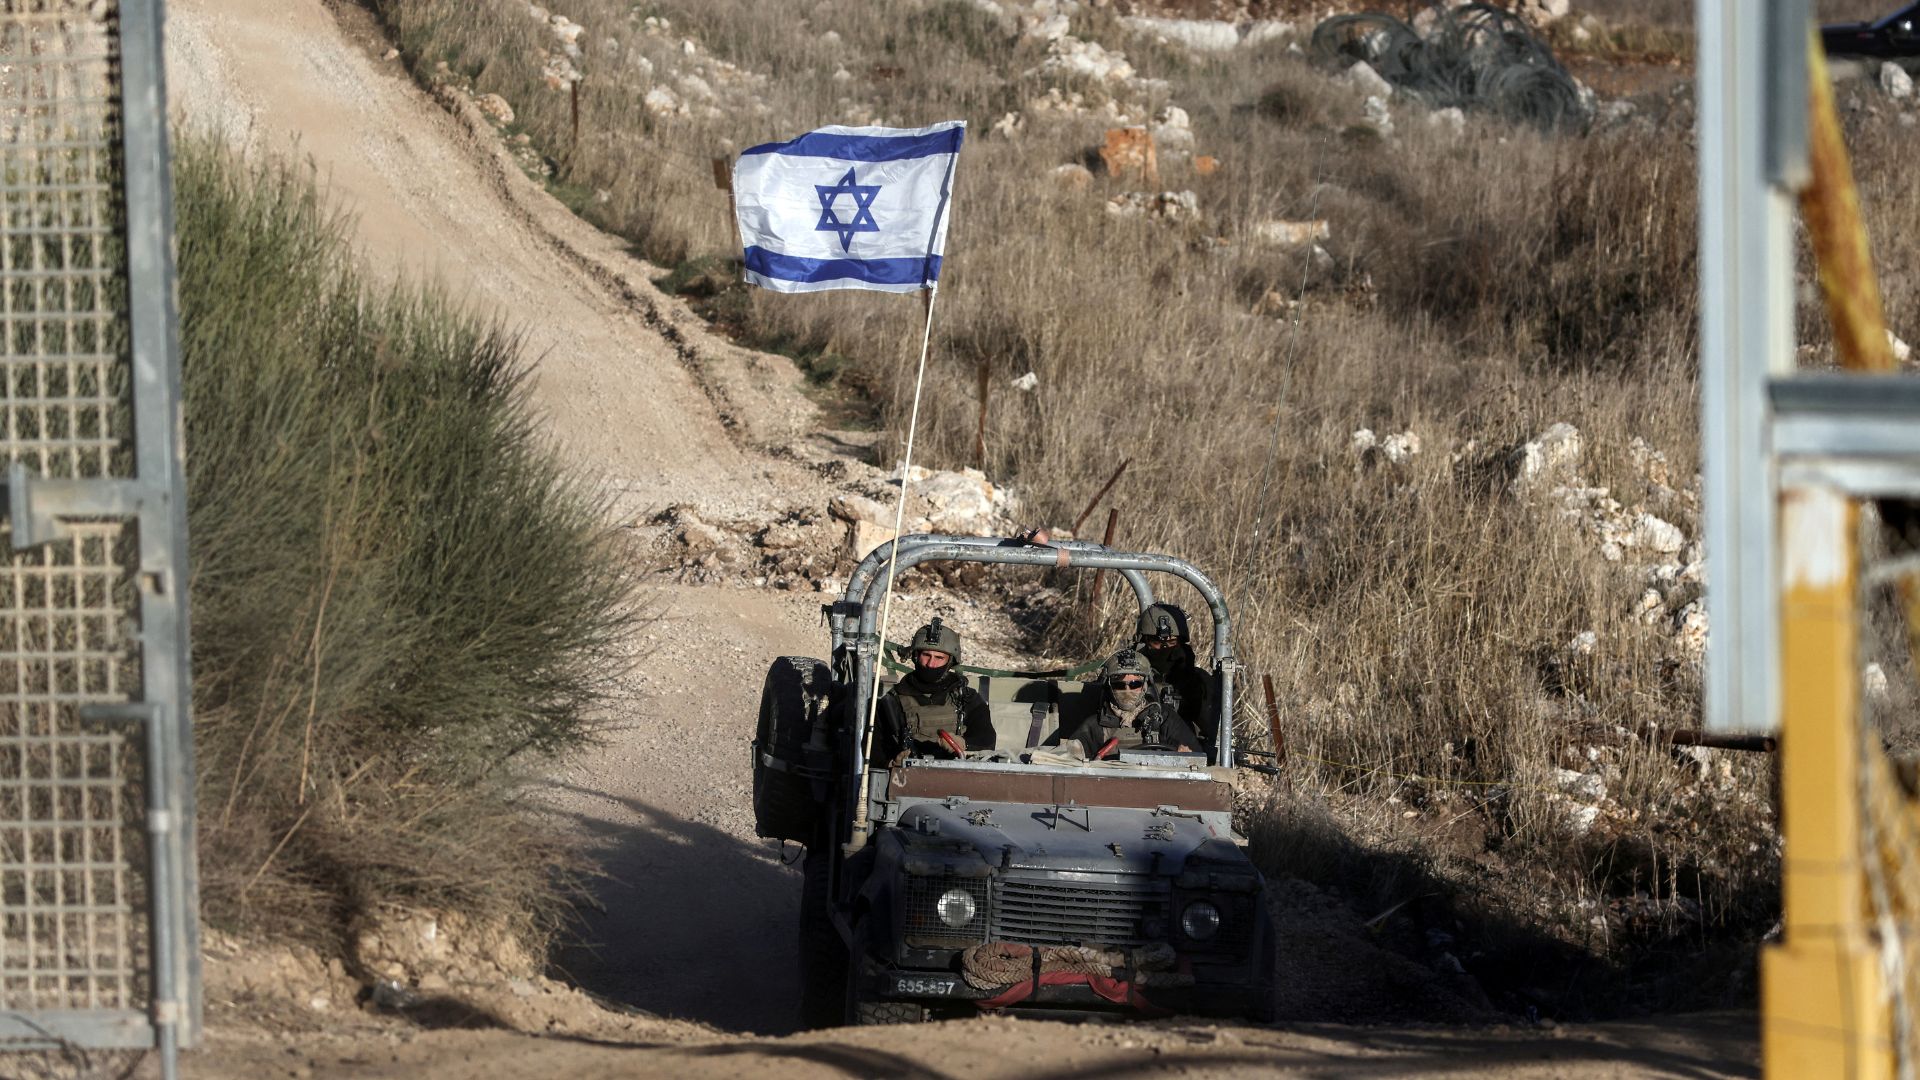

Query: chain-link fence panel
[[0, 0, 196, 1064]]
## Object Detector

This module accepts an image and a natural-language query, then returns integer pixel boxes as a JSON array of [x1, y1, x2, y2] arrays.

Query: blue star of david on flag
[[815, 168, 882, 252], [730, 121, 965, 294]]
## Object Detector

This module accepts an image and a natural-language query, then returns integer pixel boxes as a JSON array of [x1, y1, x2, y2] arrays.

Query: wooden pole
[[1086, 508, 1119, 620], [1071, 459, 1131, 537], [570, 80, 581, 157], [712, 156, 741, 254], [1262, 673, 1286, 772], [974, 360, 989, 470]]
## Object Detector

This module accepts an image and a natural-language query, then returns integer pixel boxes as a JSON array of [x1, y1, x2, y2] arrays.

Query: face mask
[[1111, 686, 1146, 711], [1144, 648, 1175, 676]]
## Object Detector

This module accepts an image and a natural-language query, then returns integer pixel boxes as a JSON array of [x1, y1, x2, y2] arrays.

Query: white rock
[[627, 53, 653, 76], [1511, 422, 1583, 491], [831, 66, 853, 84], [912, 467, 1004, 534], [1121, 16, 1240, 52], [1865, 661, 1891, 704], [1024, 12, 1072, 43], [1889, 328, 1912, 363], [1049, 163, 1094, 191], [1881, 61, 1914, 100], [1553, 767, 1607, 803], [1345, 60, 1393, 100], [1243, 21, 1293, 47], [542, 55, 582, 89], [819, 29, 842, 46], [1106, 190, 1199, 221], [1564, 803, 1601, 835], [847, 519, 897, 560], [829, 492, 892, 525], [1251, 219, 1330, 248], [1630, 513, 1685, 554], [992, 111, 1023, 138], [676, 73, 713, 101], [682, 38, 698, 56], [1034, 36, 1135, 84], [1674, 601, 1708, 659], [1351, 428, 1377, 455], [1569, 630, 1597, 656], [1381, 431, 1421, 464], [1428, 106, 1465, 136], [1631, 588, 1665, 624], [643, 86, 681, 116], [550, 17, 584, 46], [1364, 95, 1394, 136], [528, 4, 548, 21], [1010, 371, 1039, 392]]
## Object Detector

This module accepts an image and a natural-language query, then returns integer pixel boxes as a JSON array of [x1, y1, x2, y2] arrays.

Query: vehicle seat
[[968, 675, 1097, 752]]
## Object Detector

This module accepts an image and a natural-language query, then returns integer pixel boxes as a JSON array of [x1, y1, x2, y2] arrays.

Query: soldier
[[875, 618, 995, 762], [1051, 648, 1201, 759], [1134, 603, 1216, 751]]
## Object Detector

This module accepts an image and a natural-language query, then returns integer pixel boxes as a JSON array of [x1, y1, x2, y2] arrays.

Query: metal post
[[118, 0, 201, 1058], [1761, 485, 1890, 1076], [1697, 0, 1794, 734]]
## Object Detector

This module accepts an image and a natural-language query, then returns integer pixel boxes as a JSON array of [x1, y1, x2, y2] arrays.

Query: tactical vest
[[896, 687, 967, 746], [1098, 701, 1168, 750]]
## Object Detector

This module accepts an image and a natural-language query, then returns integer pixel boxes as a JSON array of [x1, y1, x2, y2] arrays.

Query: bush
[[175, 137, 636, 941]]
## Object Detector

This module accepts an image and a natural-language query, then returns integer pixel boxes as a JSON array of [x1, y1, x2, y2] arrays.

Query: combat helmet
[[907, 617, 962, 665], [1100, 647, 1153, 684], [1135, 603, 1190, 644]]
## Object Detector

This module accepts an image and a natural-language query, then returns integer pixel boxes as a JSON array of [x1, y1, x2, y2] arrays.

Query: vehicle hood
[[892, 798, 1249, 879]]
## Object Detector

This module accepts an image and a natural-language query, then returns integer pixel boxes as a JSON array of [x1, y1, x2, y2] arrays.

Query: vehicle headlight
[[1180, 900, 1221, 941], [937, 888, 978, 928]]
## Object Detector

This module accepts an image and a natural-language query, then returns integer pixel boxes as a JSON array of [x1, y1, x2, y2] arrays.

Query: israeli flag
[[732, 121, 964, 295]]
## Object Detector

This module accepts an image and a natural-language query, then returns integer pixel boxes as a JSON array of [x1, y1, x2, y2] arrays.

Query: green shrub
[[174, 137, 636, 940]]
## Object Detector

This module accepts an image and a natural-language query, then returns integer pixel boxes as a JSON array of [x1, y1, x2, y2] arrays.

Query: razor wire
[[1311, 3, 1590, 134]]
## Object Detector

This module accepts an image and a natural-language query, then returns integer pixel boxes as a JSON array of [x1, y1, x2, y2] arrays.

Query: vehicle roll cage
[[826, 534, 1239, 770]]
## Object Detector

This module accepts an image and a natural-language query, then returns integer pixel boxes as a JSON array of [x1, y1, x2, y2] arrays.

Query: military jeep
[[752, 534, 1275, 1026]]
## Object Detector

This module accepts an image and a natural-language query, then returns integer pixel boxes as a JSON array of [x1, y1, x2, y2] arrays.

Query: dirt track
[[160, 1, 1761, 1075]]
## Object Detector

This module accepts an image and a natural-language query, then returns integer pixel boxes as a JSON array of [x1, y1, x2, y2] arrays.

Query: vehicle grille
[[990, 875, 1169, 946]]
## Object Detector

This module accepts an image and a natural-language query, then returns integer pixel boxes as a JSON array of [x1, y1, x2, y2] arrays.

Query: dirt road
[[160, 0, 1760, 1075]]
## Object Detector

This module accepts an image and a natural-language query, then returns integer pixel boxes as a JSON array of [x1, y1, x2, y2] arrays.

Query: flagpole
[[854, 283, 940, 844]]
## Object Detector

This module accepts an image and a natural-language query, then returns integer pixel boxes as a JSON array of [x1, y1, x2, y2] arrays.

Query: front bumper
[[853, 949, 1272, 1019]]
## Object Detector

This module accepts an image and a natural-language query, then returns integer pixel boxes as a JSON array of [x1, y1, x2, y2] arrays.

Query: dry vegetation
[[176, 139, 638, 947], [365, 0, 1920, 1016]]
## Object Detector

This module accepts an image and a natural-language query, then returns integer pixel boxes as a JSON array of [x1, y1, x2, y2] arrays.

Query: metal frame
[[0, 0, 197, 1069], [1697, 0, 1807, 734]]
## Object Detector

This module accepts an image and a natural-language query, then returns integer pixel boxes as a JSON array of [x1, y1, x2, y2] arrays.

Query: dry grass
[[364, 0, 1920, 1011], [176, 137, 640, 946]]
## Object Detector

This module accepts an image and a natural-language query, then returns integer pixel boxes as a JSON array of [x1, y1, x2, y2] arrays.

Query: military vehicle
[[752, 534, 1275, 1025]]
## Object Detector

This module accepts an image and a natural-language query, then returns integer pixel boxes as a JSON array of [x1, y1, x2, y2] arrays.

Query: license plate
[[892, 975, 959, 997]]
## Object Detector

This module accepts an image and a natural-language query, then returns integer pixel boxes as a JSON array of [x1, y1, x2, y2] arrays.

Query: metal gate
[[0, 0, 198, 1065]]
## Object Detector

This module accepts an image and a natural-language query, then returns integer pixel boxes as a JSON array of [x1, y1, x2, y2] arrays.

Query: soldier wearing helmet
[[1133, 603, 1215, 751], [875, 618, 995, 763], [1050, 647, 1201, 759]]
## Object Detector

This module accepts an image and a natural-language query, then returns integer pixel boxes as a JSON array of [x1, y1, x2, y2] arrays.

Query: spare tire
[[753, 656, 832, 843]]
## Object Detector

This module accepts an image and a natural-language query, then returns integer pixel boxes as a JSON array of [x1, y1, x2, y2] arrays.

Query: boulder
[[1010, 371, 1039, 392], [1881, 60, 1914, 101], [1553, 767, 1607, 804], [1380, 431, 1421, 464], [1629, 513, 1684, 554], [1049, 162, 1094, 191], [1106, 190, 1199, 221], [915, 467, 1003, 534], [1364, 95, 1394, 137], [828, 492, 891, 525], [1345, 60, 1393, 100], [1428, 106, 1466, 136], [1033, 35, 1136, 84], [758, 522, 807, 550], [1252, 219, 1330, 248], [846, 519, 896, 561], [643, 86, 681, 116], [1121, 16, 1240, 52], [1510, 422, 1583, 491], [474, 93, 514, 124], [1099, 126, 1159, 187], [1890, 328, 1913, 363]]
